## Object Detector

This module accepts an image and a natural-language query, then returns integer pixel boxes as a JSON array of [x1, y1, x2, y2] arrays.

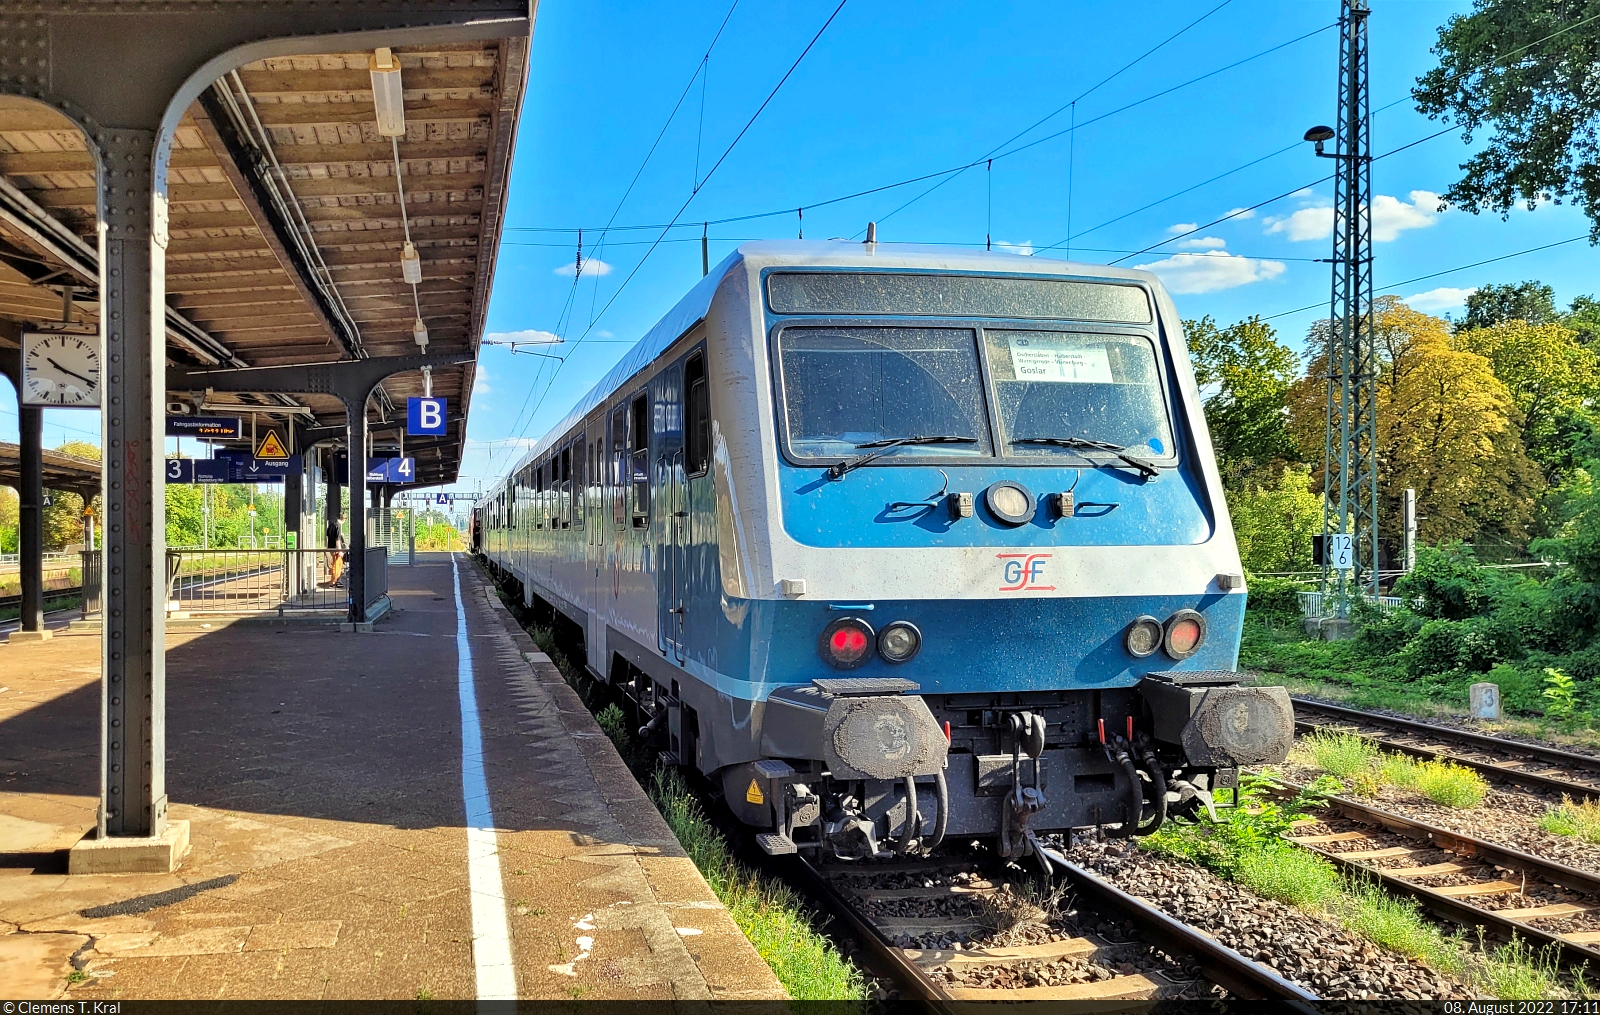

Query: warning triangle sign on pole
[[254, 429, 290, 460]]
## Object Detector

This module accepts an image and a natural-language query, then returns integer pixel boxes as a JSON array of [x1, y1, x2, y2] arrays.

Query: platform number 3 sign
[[407, 397, 447, 436], [1328, 533, 1354, 571]]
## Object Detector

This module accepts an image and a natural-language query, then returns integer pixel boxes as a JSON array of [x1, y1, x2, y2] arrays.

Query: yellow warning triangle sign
[[254, 429, 289, 459], [746, 779, 764, 805]]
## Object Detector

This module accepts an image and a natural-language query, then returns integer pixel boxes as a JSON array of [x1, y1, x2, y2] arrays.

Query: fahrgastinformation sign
[[166, 416, 243, 440]]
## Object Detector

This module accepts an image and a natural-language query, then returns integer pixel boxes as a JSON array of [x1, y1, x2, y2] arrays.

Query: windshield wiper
[[827, 436, 978, 479], [1011, 437, 1160, 480]]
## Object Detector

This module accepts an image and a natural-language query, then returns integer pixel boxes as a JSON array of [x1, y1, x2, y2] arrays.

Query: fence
[[364, 547, 388, 606], [1297, 590, 1407, 619]]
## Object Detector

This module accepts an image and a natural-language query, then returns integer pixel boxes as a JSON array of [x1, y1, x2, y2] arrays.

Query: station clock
[[21, 330, 100, 408]]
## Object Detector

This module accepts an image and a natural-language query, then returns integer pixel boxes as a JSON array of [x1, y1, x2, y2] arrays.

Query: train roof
[[502, 241, 1166, 480]]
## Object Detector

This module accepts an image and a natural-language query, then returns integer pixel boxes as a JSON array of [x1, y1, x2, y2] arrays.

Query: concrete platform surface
[[0, 553, 786, 1002]]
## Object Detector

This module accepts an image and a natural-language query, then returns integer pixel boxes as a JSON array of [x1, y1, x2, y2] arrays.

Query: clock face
[[22, 332, 100, 408]]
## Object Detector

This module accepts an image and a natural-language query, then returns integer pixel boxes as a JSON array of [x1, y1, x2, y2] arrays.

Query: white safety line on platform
[[452, 554, 518, 1000]]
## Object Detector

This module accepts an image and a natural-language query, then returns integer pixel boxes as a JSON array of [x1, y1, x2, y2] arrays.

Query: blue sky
[[5, 0, 1596, 497]]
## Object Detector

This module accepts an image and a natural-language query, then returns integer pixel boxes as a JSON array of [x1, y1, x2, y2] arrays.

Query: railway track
[[1278, 779, 1600, 972], [0, 584, 83, 610], [1293, 696, 1600, 802], [790, 849, 1319, 1002]]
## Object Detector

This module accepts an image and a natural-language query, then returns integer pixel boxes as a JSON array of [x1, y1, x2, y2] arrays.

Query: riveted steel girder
[[0, 0, 530, 841]]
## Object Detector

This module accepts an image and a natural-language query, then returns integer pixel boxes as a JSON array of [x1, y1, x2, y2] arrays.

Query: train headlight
[[820, 617, 875, 669], [877, 621, 922, 664], [1124, 615, 1163, 658], [1163, 609, 1207, 660], [985, 481, 1035, 526]]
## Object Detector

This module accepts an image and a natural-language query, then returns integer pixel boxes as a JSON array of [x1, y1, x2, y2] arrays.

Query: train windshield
[[984, 330, 1174, 458], [778, 326, 993, 458]]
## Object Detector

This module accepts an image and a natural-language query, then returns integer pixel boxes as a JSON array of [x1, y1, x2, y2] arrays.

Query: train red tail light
[[820, 617, 875, 669], [1163, 610, 1206, 660]]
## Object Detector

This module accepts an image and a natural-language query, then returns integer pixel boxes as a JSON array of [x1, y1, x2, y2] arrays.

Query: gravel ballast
[[1068, 840, 1471, 999]]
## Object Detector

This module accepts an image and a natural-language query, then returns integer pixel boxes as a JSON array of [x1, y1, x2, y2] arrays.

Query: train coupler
[[999, 711, 1047, 859]]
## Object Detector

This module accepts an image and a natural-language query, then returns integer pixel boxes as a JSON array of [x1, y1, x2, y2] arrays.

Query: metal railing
[[1297, 590, 1407, 619], [364, 547, 388, 607], [162, 548, 365, 615], [82, 549, 101, 615], [75, 547, 387, 618]]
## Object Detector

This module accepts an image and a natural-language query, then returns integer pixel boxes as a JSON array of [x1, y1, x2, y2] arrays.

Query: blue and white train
[[475, 240, 1293, 860]]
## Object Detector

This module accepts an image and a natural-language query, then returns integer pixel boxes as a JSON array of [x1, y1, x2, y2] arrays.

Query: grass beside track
[[502, 588, 866, 1000], [1145, 777, 1584, 999], [1293, 730, 1489, 808]]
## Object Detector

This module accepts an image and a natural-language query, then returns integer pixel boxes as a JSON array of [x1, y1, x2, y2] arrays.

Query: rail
[[791, 848, 1318, 1002], [1293, 696, 1600, 802], [1276, 778, 1600, 973]]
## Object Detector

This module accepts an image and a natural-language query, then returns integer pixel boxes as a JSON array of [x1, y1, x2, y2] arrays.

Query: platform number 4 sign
[[1328, 533, 1354, 571], [407, 397, 447, 436]]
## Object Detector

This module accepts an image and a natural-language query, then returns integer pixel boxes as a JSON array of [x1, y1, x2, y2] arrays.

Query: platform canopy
[[0, 40, 526, 485], [0, 440, 99, 500]]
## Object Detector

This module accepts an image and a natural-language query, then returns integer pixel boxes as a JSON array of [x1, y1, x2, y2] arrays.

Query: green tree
[[1453, 319, 1600, 480], [0, 485, 17, 554], [43, 441, 101, 550], [1288, 298, 1542, 545], [1414, 0, 1600, 239], [1226, 464, 1324, 575], [1184, 314, 1301, 483], [1567, 294, 1600, 346], [1463, 280, 1559, 329]]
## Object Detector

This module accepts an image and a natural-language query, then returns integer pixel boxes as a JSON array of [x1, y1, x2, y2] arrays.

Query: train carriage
[[475, 239, 1293, 860]]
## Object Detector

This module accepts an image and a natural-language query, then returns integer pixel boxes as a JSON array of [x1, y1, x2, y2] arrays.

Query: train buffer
[[0, 554, 786, 1001]]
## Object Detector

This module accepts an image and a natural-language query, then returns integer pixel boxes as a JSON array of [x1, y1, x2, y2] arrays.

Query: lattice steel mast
[[1310, 0, 1379, 604]]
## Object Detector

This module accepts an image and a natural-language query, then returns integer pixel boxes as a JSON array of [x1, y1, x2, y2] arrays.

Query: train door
[[656, 450, 686, 661]]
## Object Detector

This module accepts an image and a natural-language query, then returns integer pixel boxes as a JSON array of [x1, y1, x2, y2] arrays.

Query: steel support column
[[347, 397, 370, 623], [0, 0, 528, 849], [17, 402, 43, 635], [97, 130, 167, 838]]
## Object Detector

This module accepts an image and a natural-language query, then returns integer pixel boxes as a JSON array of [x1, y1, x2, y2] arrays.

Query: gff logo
[[997, 552, 1055, 592]]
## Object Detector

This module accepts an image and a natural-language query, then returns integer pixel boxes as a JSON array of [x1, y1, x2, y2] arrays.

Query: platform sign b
[[408, 397, 446, 436]]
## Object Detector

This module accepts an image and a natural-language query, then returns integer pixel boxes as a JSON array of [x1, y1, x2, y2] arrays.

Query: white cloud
[[1289, 189, 1313, 198], [1167, 222, 1198, 235], [554, 257, 613, 278], [1225, 207, 1257, 221], [1372, 190, 1443, 241], [996, 239, 1034, 256], [485, 329, 562, 346], [1139, 250, 1286, 294], [1263, 205, 1335, 242], [1175, 236, 1227, 250], [1263, 190, 1445, 243], [472, 366, 490, 395], [1401, 286, 1477, 313]]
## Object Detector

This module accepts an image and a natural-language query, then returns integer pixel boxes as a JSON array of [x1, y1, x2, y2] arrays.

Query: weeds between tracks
[[1147, 774, 1581, 998], [1295, 730, 1489, 808]]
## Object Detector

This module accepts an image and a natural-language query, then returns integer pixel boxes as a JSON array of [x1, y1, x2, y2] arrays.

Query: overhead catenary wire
[[493, 0, 743, 459], [501, 19, 1336, 240], [1256, 233, 1591, 323], [510, 0, 852, 450]]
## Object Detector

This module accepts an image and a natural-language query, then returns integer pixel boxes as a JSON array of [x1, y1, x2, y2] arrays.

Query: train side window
[[535, 465, 544, 528], [630, 393, 650, 527], [559, 446, 571, 528], [685, 352, 710, 477], [573, 431, 585, 530], [611, 405, 627, 528]]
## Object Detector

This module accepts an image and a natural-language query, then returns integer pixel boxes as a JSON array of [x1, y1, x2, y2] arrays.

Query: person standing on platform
[[326, 511, 346, 587]]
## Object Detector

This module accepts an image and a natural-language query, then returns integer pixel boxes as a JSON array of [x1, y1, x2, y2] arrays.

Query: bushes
[[1394, 544, 1495, 620], [1247, 575, 1305, 626]]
